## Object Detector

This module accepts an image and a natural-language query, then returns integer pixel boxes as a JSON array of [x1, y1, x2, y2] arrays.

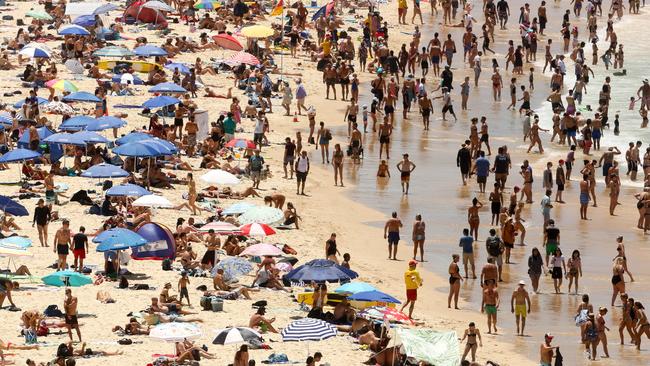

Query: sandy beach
[[0, 0, 650, 365]]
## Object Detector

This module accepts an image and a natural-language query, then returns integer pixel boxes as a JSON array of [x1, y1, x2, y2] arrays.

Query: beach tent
[[17, 127, 63, 163], [132, 222, 175, 260], [394, 329, 460, 366], [123, 0, 168, 27]]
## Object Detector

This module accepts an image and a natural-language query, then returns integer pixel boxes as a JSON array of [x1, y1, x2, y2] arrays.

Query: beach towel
[[575, 309, 589, 326]]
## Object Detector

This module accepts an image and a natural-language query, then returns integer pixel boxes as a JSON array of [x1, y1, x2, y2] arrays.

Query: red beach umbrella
[[227, 51, 260, 66], [225, 139, 256, 149], [212, 34, 244, 51], [239, 223, 276, 237]]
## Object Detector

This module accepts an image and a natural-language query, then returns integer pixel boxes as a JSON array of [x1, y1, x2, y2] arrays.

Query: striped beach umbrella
[[225, 138, 256, 149], [93, 46, 134, 57], [281, 318, 337, 342], [213, 327, 261, 345], [239, 223, 276, 237], [226, 51, 260, 66], [45, 79, 78, 92]]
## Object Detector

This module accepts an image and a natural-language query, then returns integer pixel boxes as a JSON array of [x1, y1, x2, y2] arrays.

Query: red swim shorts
[[73, 248, 85, 259], [406, 289, 418, 301]]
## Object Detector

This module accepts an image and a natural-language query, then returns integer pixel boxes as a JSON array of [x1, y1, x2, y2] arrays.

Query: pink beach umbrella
[[212, 34, 243, 51], [240, 222, 276, 237], [227, 51, 260, 66], [199, 221, 242, 234], [240, 243, 283, 257]]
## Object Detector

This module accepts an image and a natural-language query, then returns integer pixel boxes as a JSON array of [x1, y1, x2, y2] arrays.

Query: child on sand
[[178, 272, 191, 306]]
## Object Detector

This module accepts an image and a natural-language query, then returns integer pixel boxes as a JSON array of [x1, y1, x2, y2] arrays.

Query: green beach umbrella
[[26, 10, 53, 20]]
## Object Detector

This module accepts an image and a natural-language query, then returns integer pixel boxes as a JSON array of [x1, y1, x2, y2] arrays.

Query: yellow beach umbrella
[[241, 25, 274, 38]]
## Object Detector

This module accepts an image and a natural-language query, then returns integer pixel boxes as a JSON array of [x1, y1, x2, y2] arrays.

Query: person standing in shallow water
[[384, 211, 403, 260], [412, 214, 426, 262], [397, 154, 416, 194]]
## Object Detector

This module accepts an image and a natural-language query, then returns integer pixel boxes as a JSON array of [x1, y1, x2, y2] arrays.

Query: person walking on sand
[[412, 214, 426, 262], [460, 322, 482, 363], [53, 219, 72, 271], [511, 280, 531, 336], [448, 254, 462, 309], [33, 198, 51, 247], [72, 226, 88, 273], [580, 174, 591, 220], [295, 150, 310, 195], [550, 249, 566, 294], [401, 260, 422, 319], [481, 282, 499, 334], [459, 228, 476, 278], [384, 212, 403, 260], [567, 249, 583, 295], [397, 154, 416, 194], [64, 288, 81, 342], [596, 307, 611, 358], [540, 333, 557, 366]]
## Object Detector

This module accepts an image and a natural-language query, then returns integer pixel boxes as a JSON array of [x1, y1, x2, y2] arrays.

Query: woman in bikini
[[332, 144, 344, 187], [411, 214, 426, 262], [447, 254, 462, 309], [611, 257, 626, 306], [566, 249, 582, 294], [576, 294, 594, 341], [467, 198, 483, 241], [634, 302, 650, 349], [619, 294, 637, 345], [460, 322, 482, 362]]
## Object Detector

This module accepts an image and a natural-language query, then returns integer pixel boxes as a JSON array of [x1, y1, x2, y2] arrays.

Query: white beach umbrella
[[200, 169, 240, 185], [142, 0, 174, 12], [132, 194, 173, 208]]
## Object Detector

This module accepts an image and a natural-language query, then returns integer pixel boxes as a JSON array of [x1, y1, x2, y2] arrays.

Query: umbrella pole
[[280, 6, 285, 80]]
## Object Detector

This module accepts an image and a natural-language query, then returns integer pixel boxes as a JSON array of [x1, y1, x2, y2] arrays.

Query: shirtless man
[[248, 307, 278, 333], [384, 212, 403, 260], [539, 333, 557, 366], [527, 118, 549, 154], [481, 282, 499, 334], [53, 220, 72, 271], [627, 141, 641, 181], [480, 257, 498, 287], [64, 288, 81, 342], [378, 117, 393, 160], [637, 79, 650, 111], [396, 154, 416, 194], [263, 193, 286, 209], [598, 147, 621, 185], [510, 280, 532, 335]]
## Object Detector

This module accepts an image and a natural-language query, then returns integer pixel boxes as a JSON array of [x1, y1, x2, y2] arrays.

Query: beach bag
[[555, 347, 563, 366], [325, 129, 333, 141], [44, 305, 64, 318], [36, 324, 49, 337], [24, 329, 37, 344], [119, 276, 129, 289], [162, 258, 172, 271]]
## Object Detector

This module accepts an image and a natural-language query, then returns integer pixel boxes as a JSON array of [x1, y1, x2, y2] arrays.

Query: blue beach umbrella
[[86, 116, 127, 131], [59, 115, 97, 131], [42, 270, 92, 287], [13, 97, 48, 109], [140, 138, 178, 154], [93, 46, 134, 57], [43, 132, 86, 145], [0, 113, 12, 126], [134, 45, 168, 57], [142, 96, 181, 109], [62, 92, 101, 103], [19, 47, 50, 59], [312, 4, 327, 20], [0, 148, 41, 163], [148, 82, 186, 94], [281, 318, 337, 342], [93, 228, 146, 243], [96, 232, 148, 252], [0, 195, 28, 216], [106, 183, 151, 197], [164, 63, 191, 74], [71, 131, 110, 144], [112, 73, 144, 85], [348, 290, 401, 304], [73, 15, 96, 27], [334, 282, 378, 294], [211, 257, 254, 281], [284, 259, 358, 284], [115, 132, 152, 146], [113, 141, 164, 157], [81, 163, 129, 178], [0, 236, 32, 248], [58, 25, 90, 36]]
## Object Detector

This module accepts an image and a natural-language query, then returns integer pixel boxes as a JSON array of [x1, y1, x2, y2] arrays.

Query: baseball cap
[[408, 259, 418, 266], [544, 333, 554, 340], [518, 280, 526, 285]]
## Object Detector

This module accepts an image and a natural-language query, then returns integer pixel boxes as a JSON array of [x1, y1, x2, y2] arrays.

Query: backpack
[[250, 156, 263, 171], [44, 305, 64, 318], [325, 129, 333, 141], [554, 347, 563, 366], [486, 237, 502, 257], [162, 258, 172, 271]]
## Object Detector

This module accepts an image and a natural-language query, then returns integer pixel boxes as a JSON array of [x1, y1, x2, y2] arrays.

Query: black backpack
[[162, 259, 172, 271], [486, 237, 502, 257], [555, 347, 563, 366]]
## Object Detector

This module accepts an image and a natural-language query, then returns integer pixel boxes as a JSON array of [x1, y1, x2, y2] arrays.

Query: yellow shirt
[[322, 39, 331, 56], [398, 0, 408, 9], [404, 269, 422, 290]]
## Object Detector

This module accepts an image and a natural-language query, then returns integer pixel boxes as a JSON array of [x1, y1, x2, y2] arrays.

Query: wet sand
[[336, 5, 650, 364]]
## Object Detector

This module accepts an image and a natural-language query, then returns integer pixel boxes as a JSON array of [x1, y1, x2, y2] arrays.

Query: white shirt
[[254, 118, 265, 134], [296, 156, 309, 172]]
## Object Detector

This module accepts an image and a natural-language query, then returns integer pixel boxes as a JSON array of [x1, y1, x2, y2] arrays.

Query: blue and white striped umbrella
[[93, 46, 134, 57], [19, 47, 50, 59], [58, 25, 90, 36], [281, 318, 337, 342]]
